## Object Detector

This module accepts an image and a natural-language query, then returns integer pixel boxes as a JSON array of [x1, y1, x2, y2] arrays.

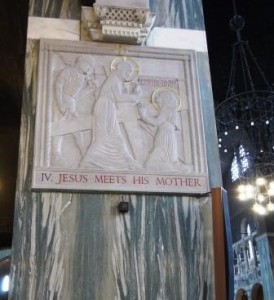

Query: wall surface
[[256, 234, 274, 300], [10, 0, 221, 299]]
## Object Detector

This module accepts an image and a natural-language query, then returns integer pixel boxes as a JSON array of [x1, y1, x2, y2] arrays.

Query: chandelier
[[236, 153, 274, 215], [215, 7, 274, 214]]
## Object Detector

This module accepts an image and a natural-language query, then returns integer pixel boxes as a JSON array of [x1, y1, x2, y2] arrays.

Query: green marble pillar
[[10, 1, 220, 299]]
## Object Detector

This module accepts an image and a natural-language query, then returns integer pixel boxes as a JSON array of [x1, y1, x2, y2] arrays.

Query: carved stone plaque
[[32, 39, 209, 194]]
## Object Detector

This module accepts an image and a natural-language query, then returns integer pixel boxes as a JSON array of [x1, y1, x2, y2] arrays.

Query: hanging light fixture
[[215, 1, 274, 214], [236, 159, 274, 214]]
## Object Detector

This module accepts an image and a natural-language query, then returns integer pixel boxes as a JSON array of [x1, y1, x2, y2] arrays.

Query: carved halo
[[151, 87, 182, 111], [110, 56, 139, 82]]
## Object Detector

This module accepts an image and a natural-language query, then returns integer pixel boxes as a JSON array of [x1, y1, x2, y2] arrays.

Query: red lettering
[[133, 176, 149, 184], [63, 174, 69, 182], [94, 174, 127, 184], [156, 177, 201, 187], [56, 173, 89, 184], [103, 175, 111, 184], [165, 178, 172, 185], [194, 178, 201, 187], [118, 176, 127, 184], [95, 175, 103, 183], [188, 178, 194, 187], [156, 177, 165, 185], [41, 172, 52, 182], [179, 178, 187, 185], [138, 77, 177, 88]]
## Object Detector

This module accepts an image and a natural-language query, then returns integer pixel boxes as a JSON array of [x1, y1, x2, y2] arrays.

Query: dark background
[[0, 0, 274, 248], [204, 0, 274, 105], [0, 1, 29, 247]]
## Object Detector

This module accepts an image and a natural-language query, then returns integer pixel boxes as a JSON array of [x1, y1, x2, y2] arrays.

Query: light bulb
[[246, 191, 255, 199], [253, 203, 267, 215], [218, 138, 222, 142], [235, 125, 239, 130], [238, 185, 246, 193], [239, 193, 247, 201], [246, 184, 254, 192], [268, 188, 274, 196], [1, 275, 9, 292], [218, 144, 222, 148], [266, 120, 270, 125], [269, 181, 274, 189], [245, 185, 255, 199], [256, 177, 266, 186], [224, 131, 228, 135], [251, 121, 254, 126], [267, 202, 274, 211], [257, 194, 265, 202]]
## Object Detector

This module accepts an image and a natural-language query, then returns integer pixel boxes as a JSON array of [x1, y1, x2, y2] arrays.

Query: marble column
[[10, 0, 220, 299]]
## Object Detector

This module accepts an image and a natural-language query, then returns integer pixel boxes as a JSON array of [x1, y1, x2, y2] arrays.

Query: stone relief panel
[[32, 39, 209, 193]]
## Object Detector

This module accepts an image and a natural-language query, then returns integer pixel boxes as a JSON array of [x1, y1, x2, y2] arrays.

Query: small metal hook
[[118, 195, 129, 213], [118, 201, 129, 213]]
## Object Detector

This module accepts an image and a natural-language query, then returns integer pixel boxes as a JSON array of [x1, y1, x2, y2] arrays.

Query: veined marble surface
[[147, 27, 207, 52], [28, 0, 81, 19], [0, 249, 11, 260], [27, 17, 80, 40], [149, 0, 204, 29], [10, 0, 219, 299]]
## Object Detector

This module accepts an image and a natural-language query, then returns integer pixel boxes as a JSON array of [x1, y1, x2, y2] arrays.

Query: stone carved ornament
[[32, 41, 209, 193], [81, 4, 156, 44], [52, 55, 190, 173]]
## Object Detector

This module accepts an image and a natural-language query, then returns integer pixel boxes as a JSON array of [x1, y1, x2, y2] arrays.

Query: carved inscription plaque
[[32, 39, 209, 193]]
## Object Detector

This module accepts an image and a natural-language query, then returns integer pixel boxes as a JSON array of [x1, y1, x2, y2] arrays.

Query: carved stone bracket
[[81, 5, 156, 45]]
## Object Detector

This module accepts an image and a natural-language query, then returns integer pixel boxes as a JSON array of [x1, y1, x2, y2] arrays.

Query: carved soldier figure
[[52, 56, 97, 166]]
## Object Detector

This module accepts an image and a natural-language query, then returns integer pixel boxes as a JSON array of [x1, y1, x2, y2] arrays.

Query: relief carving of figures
[[80, 57, 142, 170], [50, 54, 191, 173], [51, 55, 98, 167], [138, 88, 191, 173], [33, 41, 210, 193]]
